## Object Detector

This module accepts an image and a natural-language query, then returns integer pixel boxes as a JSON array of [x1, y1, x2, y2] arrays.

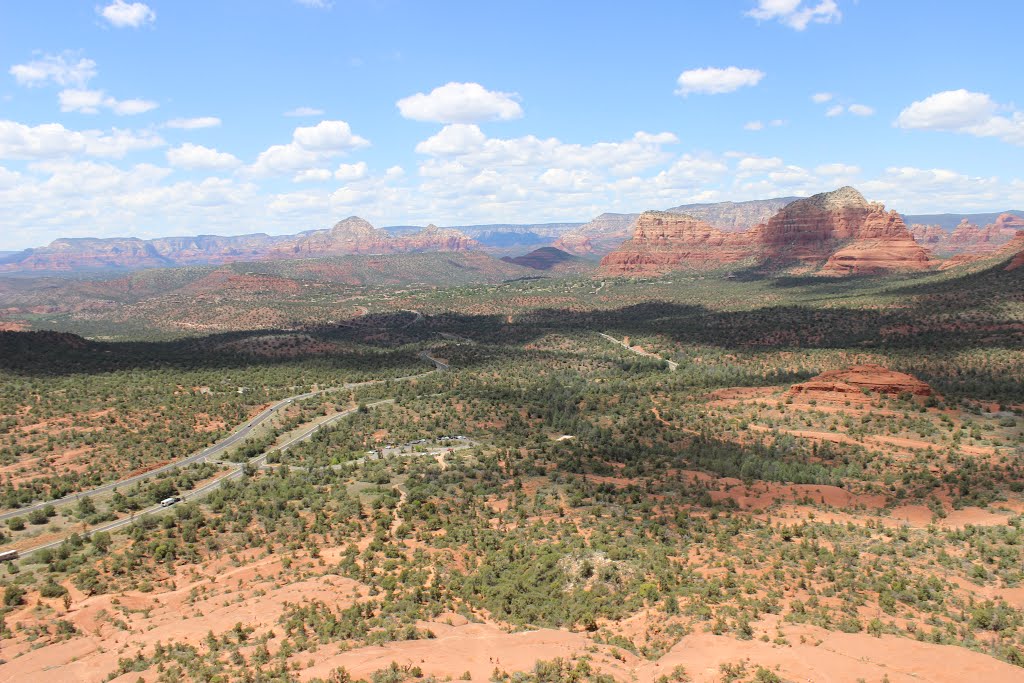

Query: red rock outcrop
[[762, 187, 932, 274], [912, 214, 1022, 261], [1001, 231, 1024, 271], [601, 187, 933, 276], [909, 224, 946, 247], [396, 224, 478, 253], [599, 212, 759, 275], [790, 364, 933, 403]]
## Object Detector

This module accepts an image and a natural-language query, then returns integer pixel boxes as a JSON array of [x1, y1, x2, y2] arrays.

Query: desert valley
[[2, 2, 1024, 682]]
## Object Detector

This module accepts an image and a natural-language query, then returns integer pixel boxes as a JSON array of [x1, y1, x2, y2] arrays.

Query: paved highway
[[1, 351, 448, 523]]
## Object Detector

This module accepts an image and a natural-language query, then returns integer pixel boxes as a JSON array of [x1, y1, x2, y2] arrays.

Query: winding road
[[5, 351, 450, 557]]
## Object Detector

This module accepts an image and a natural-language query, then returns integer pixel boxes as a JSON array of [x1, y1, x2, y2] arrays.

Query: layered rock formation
[[789, 364, 933, 404], [599, 212, 759, 274], [601, 187, 932, 276], [1, 217, 478, 273], [761, 187, 931, 273]]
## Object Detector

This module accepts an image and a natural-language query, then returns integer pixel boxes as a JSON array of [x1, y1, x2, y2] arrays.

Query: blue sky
[[1, 0, 1023, 249]]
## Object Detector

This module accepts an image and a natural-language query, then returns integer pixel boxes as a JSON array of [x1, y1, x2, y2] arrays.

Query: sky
[[1, 0, 1023, 250]]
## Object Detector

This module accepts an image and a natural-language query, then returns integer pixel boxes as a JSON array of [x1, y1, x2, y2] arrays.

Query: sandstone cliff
[[601, 187, 932, 276], [599, 212, 758, 275]]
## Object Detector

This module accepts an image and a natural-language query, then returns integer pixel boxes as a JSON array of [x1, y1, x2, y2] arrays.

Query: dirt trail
[[390, 486, 408, 538], [599, 332, 678, 371]]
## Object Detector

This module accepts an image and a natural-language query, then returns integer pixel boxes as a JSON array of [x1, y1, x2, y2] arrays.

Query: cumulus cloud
[[737, 156, 784, 176], [816, 163, 860, 176], [166, 143, 241, 170], [249, 120, 370, 176], [811, 92, 833, 103], [292, 169, 333, 183], [675, 67, 764, 95], [826, 104, 845, 117], [10, 53, 96, 88], [98, 0, 156, 28], [397, 82, 523, 123], [165, 117, 221, 129], [294, 0, 332, 8], [284, 107, 325, 117], [860, 166, 1011, 210], [334, 161, 368, 181], [746, 0, 841, 30], [848, 104, 875, 116], [0, 120, 164, 159], [59, 88, 158, 115], [895, 89, 1024, 145]]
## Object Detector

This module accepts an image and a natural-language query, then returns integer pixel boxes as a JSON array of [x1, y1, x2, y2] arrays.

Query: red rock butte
[[600, 186, 934, 276], [789, 364, 934, 402]]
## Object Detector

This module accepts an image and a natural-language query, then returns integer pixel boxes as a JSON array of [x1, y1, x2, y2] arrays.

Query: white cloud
[[397, 82, 523, 123], [98, 0, 155, 28], [59, 88, 158, 115], [675, 67, 764, 95], [249, 120, 370, 176], [848, 104, 875, 116], [294, 0, 332, 8], [895, 89, 996, 129], [815, 163, 860, 176], [861, 166, 1009, 211], [284, 107, 325, 117], [895, 89, 1024, 146], [746, 0, 841, 30], [414, 123, 487, 156], [334, 161, 368, 181], [811, 92, 833, 104], [0, 120, 164, 159], [165, 117, 221, 129], [10, 53, 96, 88], [737, 156, 783, 176], [826, 104, 844, 117], [292, 169, 332, 183], [166, 143, 240, 170]]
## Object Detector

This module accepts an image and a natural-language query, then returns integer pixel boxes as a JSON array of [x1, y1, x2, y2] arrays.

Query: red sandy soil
[[3, 540, 1023, 682], [0, 320, 28, 331]]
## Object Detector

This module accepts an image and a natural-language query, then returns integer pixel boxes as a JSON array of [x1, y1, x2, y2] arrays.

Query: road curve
[[1, 351, 449, 522], [15, 354, 449, 557]]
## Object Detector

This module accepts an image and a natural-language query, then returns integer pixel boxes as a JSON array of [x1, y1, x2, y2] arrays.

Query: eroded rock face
[[398, 225, 479, 253], [911, 214, 1022, 260], [1002, 231, 1024, 271], [599, 212, 758, 275], [764, 187, 931, 273], [790, 364, 933, 402], [555, 213, 638, 255], [601, 187, 932, 276]]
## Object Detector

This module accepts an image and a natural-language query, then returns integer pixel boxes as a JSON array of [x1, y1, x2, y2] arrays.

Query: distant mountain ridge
[[0, 218, 478, 274], [902, 210, 1024, 231], [666, 197, 801, 230]]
